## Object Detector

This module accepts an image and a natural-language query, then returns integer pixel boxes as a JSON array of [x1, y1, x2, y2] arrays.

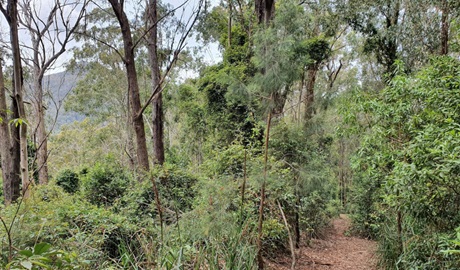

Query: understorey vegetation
[[1, 0, 460, 269]]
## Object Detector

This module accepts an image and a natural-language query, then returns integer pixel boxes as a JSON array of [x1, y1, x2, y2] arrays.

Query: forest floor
[[267, 214, 378, 270]]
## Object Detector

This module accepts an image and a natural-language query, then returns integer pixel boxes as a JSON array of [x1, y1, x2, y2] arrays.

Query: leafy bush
[[0, 184, 143, 269], [82, 161, 130, 207], [115, 165, 198, 225], [6, 242, 84, 270], [348, 57, 460, 268], [55, 169, 80, 194]]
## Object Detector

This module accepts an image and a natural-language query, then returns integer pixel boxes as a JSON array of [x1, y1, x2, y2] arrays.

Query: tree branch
[[136, 0, 203, 118], [132, 0, 190, 50]]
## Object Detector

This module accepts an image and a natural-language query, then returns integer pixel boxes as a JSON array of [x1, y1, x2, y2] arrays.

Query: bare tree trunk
[[277, 201, 296, 270], [147, 0, 165, 165], [272, 86, 288, 118], [304, 67, 317, 122], [3, 0, 31, 198], [0, 55, 21, 205], [294, 188, 300, 248], [297, 71, 305, 124], [33, 74, 48, 184], [228, 0, 232, 48], [20, 0, 87, 185], [11, 98, 21, 197], [126, 95, 136, 170], [257, 111, 272, 270], [255, 0, 275, 24], [440, 0, 449, 55], [109, 0, 150, 172], [338, 138, 346, 207], [383, 1, 400, 78]]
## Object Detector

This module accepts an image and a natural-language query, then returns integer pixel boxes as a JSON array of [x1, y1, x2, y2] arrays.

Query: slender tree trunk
[[294, 188, 300, 248], [22, 0, 87, 184], [339, 138, 345, 207], [151, 95, 164, 165], [228, 0, 232, 48], [147, 0, 165, 165], [297, 71, 305, 124], [257, 112, 272, 270], [33, 74, 48, 184], [109, 0, 150, 172], [0, 55, 20, 205], [11, 98, 21, 197], [126, 97, 136, 170], [383, 1, 400, 78], [304, 67, 318, 121], [440, 0, 449, 55], [272, 87, 288, 117], [277, 201, 296, 270], [6, 0, 30, 198]]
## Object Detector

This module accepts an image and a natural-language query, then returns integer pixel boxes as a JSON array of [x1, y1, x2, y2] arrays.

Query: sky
[[0, 0, 221, 76]]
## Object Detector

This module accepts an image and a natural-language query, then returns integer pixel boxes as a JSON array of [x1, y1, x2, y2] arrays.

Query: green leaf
[[18, 250, 33, 257], [30, 260, 49, 268], [33, 242, 51, 255], [20, 261, 32, 270]]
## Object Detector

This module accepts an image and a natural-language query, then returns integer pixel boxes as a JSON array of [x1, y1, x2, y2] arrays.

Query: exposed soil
[[267, 214, 378, 270]]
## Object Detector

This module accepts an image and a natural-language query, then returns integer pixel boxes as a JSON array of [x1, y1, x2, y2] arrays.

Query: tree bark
[[255, 0, 275, 24], [304, 67, 318, 121], [440, 0, 449, 55], [147, 0, 165, 165], [272, 86, 288, 118], [0, 55, 21, 205], [3, 0, 31, 198], [32, 70, 48, 184], [109, 0, 150, 172], [382, 1, 400, 78], [228, 0, 232, 48]]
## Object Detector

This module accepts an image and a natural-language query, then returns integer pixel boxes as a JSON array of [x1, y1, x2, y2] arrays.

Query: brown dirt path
[[267, 214, 378, 270]]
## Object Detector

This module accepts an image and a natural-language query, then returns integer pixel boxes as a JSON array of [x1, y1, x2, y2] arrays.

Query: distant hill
[[41, 70, 84, 131]]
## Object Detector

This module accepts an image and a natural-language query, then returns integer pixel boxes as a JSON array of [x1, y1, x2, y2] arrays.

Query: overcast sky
[[0, 0, 221, 75]]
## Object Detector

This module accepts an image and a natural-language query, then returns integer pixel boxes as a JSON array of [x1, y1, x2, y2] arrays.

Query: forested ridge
[[1, 0, 460, 269]]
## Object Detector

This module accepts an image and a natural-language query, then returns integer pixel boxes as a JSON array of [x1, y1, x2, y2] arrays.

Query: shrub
[[0, 184, 143, 269], [55, 169, 80, 194], [116, 165, 198, 224], [348, 57, 460, 268], [82, 162, 130, 207]]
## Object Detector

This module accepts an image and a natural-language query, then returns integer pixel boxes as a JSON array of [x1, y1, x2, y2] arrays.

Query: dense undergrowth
[[1, 121, 339, 269], [346, 57, 460, 269]]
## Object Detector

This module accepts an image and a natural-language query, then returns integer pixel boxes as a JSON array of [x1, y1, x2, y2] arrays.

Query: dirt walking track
[[267, 214, 377, 270]]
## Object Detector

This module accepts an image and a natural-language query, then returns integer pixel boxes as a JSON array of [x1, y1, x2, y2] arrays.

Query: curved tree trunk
[[109, 0, 150, 172]]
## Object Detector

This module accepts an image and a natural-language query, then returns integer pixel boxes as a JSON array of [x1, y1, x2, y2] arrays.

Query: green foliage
[[6, 242, 84, 270], [0, 184, 141, 269], [48, 119, 129, 176], [442, 227, 460, 256], [270, 121, 338, 238], [55, 169, 80, 194], [82, 160, 130, 207], [176, 64, 260, 151], [116, 165, 198, 224], [348, 56, 460, 268]]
